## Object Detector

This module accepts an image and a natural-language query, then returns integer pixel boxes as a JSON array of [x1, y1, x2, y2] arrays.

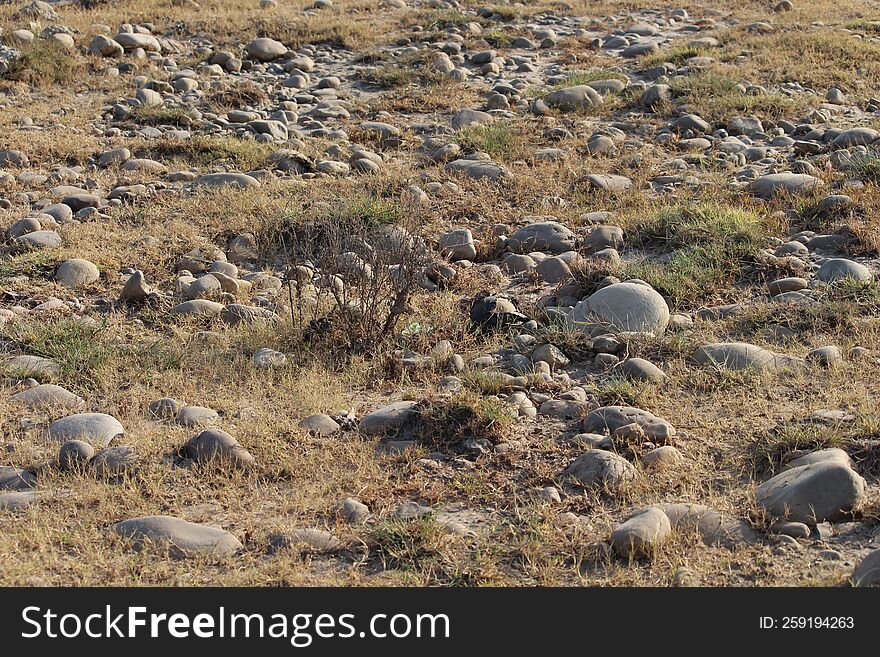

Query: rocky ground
[[2, 0, 880, 587]]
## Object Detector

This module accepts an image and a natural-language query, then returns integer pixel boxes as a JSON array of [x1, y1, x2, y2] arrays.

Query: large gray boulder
[[572, 282, 670, 334], [816, 258, 872, 283], [756, 461, 866, 524], [245, 37, 287, 61], [181, 428, 255, 468], [48, 413, 124, 447], [10, 384, 85, 412], [691, 342, 802, 371], [851, 548, 880, 586]]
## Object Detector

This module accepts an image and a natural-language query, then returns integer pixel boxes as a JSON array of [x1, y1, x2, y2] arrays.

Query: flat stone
[[10, 384, 85, 412], [816, 258, 872, 283], [113, 515, 242, 558], [0, 466, 35, 491], [359, 400, 420, 436], [658, 503, 758, 547], [299, 413, 341, 436]]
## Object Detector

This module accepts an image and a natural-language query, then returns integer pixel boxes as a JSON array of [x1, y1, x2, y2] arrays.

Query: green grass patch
[[1, 319, 118, 389], [128, 105, 195, 126], [669, 70, 803, 121], [623, 204, 774, 306], [0, 251, 57, 283], [0, 40, 84, 87], [145, 136, 273, 170]]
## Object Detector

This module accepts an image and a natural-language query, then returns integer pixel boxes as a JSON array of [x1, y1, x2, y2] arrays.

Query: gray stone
[[182, 428, 254, 468], [58, 440, 95, 471], [751, 173, 823, 199], [299, 414, 340, 436], [659, 503, 758, 547], [113, 516, 242, 558], [563, 450, 637, 492], [48, 413, 124, 447], [756, 461, 866, 524], [0, 466, 35, 491], [359, 400, 420, 436], [816, 258, 872, 283], [176, 405, 219, 427], [572, 282, 670, 334], [621, 358, 665, 382], [10, 384, 85, 412], [851, 548, 880, 586], [611, 507, 671, 558], [91, 445, 139, 478]]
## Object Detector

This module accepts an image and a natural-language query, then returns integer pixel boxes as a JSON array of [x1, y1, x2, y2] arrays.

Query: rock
[[532, 344, 569, 369], [268, 528, 342, 553], [359, 400, 420, 436], [48, 413, 124, 447], [169, 300, 225, 317], [621, 358, 665, 382], [340, 497, 370, 524], [451, 108, 492, 130], [253, 348, 287, 368], [193, 173, 260, 189], [299, 414, 340, 436], [611, 507, 671, 558], [756, 461, 866, 524], [3, 355, 61, 378], [583, 405, 673, 437], [783, 448, 852, 471], [176, 405, 219, 427], [58, 440, 95, 471], [806, 345, 842, 367], [658, 503, 758, 547], [0, 491, 46, 512], [147, 398, 185, 420], [545, 85, 603, 111], [17, 230, 63, 249], [113, 516, 241, 558], [751, 173, 823, 199], [508, 221, 575, 254], [832, 127, 879, 148], [563, 450, 637, 492], [445, 158, 512, 180], [438, 228, 477, 260], [113, 33, 161, 52], [691, 343, 800, 371], [91, 445, 139, 478], [851, 549, 880, 586], [121, 270, 152, 303], [0, 466, 35, 491], [10, 384, 85, 412], [245, 37, 287, 61], [181, 428, 255, 468], [572, 282, 670, 334], [769, 521, 810, 539], [640, 445, 683, 471], [585, 173, 632, 192], [816, 258, 872, 283]]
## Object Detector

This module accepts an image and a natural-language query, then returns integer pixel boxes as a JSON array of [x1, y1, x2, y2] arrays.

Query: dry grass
[[1, 0, 879, 588]]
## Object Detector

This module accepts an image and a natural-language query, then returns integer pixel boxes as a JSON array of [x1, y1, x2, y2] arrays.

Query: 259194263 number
[[781, 617, 854, 629]]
